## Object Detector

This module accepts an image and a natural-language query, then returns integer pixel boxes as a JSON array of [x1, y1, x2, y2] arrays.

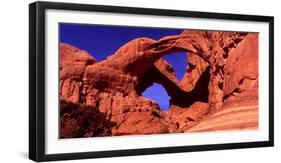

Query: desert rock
[[59, 30, 258, 138]]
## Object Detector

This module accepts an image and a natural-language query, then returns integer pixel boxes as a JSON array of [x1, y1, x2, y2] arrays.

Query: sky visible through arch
[[60, 23, 188, 111]]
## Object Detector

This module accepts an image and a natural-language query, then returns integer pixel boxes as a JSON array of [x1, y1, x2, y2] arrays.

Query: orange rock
[[59, 43, 96, 103], [223, 33, 259, 102]]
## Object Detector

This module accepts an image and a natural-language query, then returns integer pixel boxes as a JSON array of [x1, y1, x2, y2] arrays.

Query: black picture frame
[[29, 1, 274, 162]]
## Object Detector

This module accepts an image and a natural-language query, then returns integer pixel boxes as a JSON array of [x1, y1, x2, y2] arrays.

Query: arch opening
[[163, 51, 188, 81], [138, 48, 211, 112], [141, 83, 170, 111]]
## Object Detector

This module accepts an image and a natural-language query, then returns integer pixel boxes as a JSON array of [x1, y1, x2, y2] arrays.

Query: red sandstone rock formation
[[60, 43, 96, 104], [59, 30, 258, 138]]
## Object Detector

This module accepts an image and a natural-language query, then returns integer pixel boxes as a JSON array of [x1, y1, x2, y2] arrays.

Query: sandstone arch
[[83, 30, 248, 111]]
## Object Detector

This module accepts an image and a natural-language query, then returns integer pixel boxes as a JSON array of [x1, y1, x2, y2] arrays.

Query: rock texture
[[60, 43, 96, 104], [59, 30, 258, 138]]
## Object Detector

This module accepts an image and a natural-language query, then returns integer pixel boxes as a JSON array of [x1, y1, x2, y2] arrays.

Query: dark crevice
[[170, 66, 210, 108]]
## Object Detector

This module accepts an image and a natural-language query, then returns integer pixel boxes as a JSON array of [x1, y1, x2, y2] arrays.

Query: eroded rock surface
[[60, 43, 96, 103], [59, 30, 258, 138]]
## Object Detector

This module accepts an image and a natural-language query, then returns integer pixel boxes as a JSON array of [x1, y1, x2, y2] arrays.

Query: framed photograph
[[29, 1, 274, 162]]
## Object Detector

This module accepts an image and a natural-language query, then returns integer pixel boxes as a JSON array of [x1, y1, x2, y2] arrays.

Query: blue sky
[[142, 83, 170, 111], [60, 23, 187, 111]]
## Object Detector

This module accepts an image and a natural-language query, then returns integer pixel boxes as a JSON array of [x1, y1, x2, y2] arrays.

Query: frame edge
[[29, 1, 47, 162], [268, 16, 274, 147], [29, 2, 38, 162]]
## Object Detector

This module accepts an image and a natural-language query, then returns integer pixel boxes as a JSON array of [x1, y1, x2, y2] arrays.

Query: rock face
[[59, 30, 258, 138], [60, 43, 96, 104]]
